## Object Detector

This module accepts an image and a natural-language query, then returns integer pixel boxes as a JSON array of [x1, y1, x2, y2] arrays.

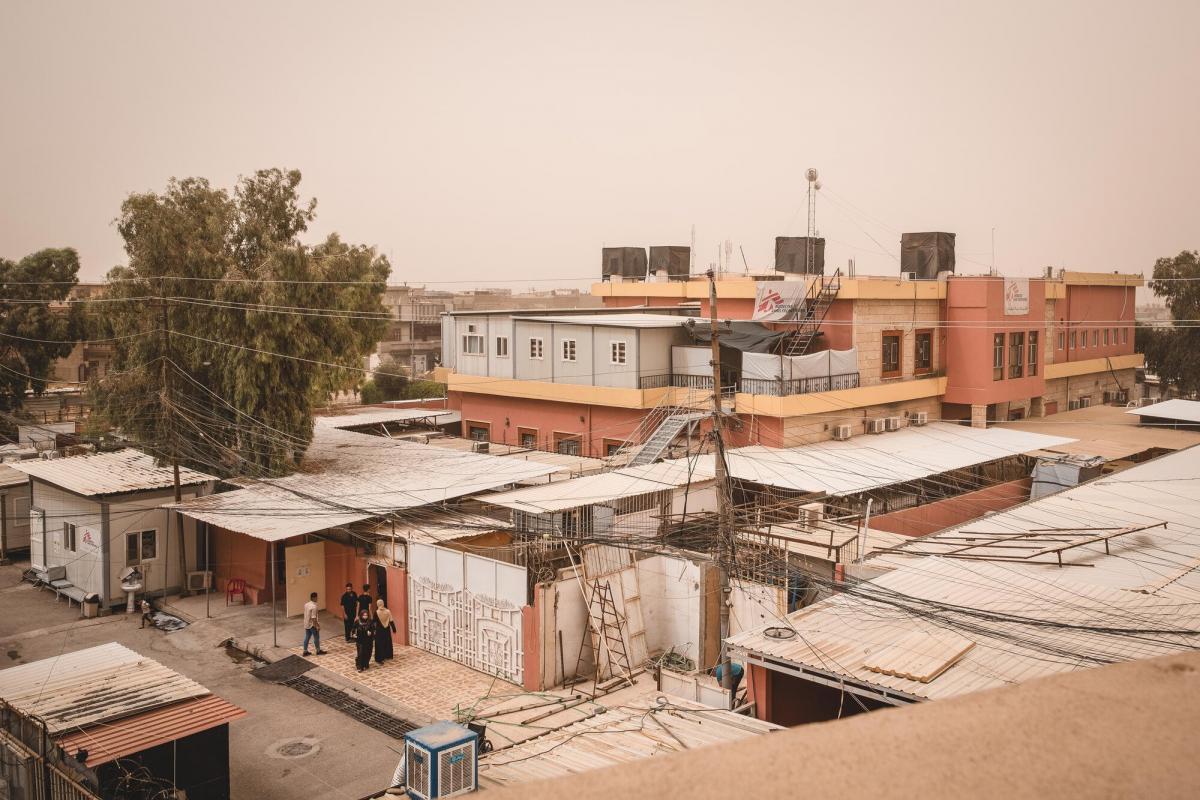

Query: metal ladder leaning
[[569, 579, 634, 693]]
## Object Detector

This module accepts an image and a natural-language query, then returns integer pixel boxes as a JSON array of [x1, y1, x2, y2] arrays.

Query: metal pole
[[205, 522, 211, 619], [270, 543, 277, 647], [857, 498, 874, 564], [708, 269, 735, 708]]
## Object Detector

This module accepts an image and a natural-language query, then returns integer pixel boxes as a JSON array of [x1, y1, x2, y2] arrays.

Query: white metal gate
[[408, 542, 526, 684]]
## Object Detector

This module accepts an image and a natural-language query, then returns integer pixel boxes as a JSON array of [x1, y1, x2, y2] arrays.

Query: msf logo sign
[[757, 290, 783, 314]]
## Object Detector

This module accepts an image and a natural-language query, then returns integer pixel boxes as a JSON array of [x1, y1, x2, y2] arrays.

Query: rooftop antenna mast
[[806, 168, 822, 274]]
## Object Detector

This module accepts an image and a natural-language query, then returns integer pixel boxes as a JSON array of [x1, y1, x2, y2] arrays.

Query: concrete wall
[[456, 392, 649, 456], [637, 554, 703, 664], [868, 477, 1032, 537], [853, 297, 942, 386], [1042, 368, 1136, 415], [730, 579, 786, 636], [735, 394, 943, 448]]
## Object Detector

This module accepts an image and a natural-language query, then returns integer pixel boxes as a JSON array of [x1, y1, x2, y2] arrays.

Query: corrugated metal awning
[[57, 694, 246, 767], [7, 449, 215, 496]]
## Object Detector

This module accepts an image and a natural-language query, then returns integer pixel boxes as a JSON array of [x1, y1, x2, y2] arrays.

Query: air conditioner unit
[[186, 571, 211, 591], [885, 416, 903, 432], [901, 271, 916, 281], [832, 424, 853, 441], [911, 411, 929, 427], [866, 418, 886, 434], [471, 441, 489, 454], [405, 722, 479, 800], [798, 501, 824, 526]]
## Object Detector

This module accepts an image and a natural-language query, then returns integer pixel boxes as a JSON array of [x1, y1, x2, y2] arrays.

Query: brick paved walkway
[[292, 635, 522, 721]]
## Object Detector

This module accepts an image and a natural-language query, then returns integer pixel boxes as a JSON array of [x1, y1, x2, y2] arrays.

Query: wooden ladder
[[569, 579, 634, 693]]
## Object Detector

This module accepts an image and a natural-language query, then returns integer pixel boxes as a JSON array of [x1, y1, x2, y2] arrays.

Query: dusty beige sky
[[1, 1, 1197, 286]]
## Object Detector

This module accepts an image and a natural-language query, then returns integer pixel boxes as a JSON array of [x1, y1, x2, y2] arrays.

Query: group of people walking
[[300, 582, 398, 672], [341, 582, 397, 671]]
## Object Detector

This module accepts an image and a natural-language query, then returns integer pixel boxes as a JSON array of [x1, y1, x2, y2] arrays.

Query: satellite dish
[[806, 168, 819, 182], [814, 180, 822, 191]]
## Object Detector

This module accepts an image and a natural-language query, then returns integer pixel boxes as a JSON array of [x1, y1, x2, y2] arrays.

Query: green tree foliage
[[1145, 250, 1200, 394], [405, 379, 446, 400], [0, 249, 81, 412], [359, 379, 384, 405], [93, 169, 389, 476], [372, 357, 409, 401]]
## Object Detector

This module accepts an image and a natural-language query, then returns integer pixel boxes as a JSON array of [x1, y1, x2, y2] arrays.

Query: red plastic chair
[[226, 578, 247, 605]]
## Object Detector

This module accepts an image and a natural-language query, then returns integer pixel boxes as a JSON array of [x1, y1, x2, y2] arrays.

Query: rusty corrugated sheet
[[56, 695, 246, 767]]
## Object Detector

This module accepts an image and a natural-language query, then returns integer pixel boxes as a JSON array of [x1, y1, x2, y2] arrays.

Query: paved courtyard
[[287, 634, 522, 722]]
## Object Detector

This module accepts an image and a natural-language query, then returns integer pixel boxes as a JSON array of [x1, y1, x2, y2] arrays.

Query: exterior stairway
[[785, 269, 842, 357], [626, 411, 708, 466]]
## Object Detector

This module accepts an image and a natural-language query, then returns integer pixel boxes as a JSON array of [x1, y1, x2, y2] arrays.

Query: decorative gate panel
[[408, 542, 525, 684]]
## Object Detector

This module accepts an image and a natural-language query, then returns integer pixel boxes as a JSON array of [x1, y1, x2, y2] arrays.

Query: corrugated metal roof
[[7, 449, 215, 496], [172, 427, 559, 540], [478, 457, 716, 513], [871, 445, 1200, 599], [724, 423, 1074, 497], [478, 693, 779, 789], [57, 694, 246, 767], [727, 557, 1200, 703], [0, 463, 28, 488], [1127, 399, 1200, 424], [517, 313, 690, 328], [0, 643, 212, 733], [314, 408, 461, 429]]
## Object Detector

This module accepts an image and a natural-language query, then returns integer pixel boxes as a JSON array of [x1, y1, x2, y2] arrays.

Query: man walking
[[302, 592, 327, 656], [340, 583, 358, 642]]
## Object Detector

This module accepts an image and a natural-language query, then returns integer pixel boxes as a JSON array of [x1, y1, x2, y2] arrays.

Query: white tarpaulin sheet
[[788, 351, 829, 380], [742, 352, 784, 380], [672, 346, 711, 377], [752, 281, 812, 321], [829, 347, 858, 376]]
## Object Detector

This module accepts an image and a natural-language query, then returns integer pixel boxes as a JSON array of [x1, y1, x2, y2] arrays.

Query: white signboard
[[753, 282, 809, 321], [1004, 278, 1030, 315]]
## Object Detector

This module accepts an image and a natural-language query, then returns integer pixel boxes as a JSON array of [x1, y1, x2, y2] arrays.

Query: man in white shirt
[[302, 592, 327, 656]]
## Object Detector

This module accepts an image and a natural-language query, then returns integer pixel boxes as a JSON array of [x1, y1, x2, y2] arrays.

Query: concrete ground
[[0, 559, 402, 800]]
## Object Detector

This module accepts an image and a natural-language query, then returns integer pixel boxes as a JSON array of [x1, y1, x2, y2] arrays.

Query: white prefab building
[[11, 450, 216, 607], [0, 464, 31, 558], [442, 312, 692, 388]]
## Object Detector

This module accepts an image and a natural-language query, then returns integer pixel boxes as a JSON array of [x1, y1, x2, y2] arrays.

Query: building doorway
[[369, 562, 389, 607]]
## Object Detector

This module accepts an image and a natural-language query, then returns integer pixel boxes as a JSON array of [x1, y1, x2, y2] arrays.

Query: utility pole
[[160, 287, 184, 601], [707, 269, 735, 707]]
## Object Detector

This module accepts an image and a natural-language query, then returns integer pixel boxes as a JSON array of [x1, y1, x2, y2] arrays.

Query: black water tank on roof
[[649, 246, 691, 279], [601, 247, 648, 280], [775, 237, 825, 275], [900, 232, 955, 279]]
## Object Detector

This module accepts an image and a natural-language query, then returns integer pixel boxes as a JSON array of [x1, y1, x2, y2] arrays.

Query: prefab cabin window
[[126, 530, 157, 565], [610, 341, 627, 365], [495, 336, 509, 357], [529, 338, 544, 359], [461, 324, 484, 355], [561, 339, 577, 362], [62, 522, 77, 552]]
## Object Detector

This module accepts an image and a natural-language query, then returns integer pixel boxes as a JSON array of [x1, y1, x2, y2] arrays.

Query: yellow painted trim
[[590, 281, 688, 298], [447, 371, 709, 410], [1044, 353, 1143, 379], [736, 376, 947, 418], [1059, 271, 1144, 288], [835, 279, 946, 300]]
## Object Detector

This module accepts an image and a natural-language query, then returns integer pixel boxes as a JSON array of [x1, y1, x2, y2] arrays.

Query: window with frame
[[993, 333, 1005, 380], [1080, 330, 1086, 349], [519, 431, 537, 449], [1009, 332, 1025, 378], [1122, 327, 1129, 345], [610, 341, 627, 365], [1028, 331, 1039, 376], [881, 331, 902, 378], [62, 522, 77, 552], [461, 324, 484, 355], [495, 336, 509, 357], [1092, 330, 1099, 347], [555, 435, 581, 456], [914, 329, 933, 374], [1070, 330, 1077, 349], [529, 337, 544, 359], [126, 530, 157, 565], [13, 496, 29, 520], [468, 425, 489, 442], [561, 339, 577, 362], [604, 440, 623, 457], [1057, 332, 1065, 351], [1104, 328, 1110, 346]]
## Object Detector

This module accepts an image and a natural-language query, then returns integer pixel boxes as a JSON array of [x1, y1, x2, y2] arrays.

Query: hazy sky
[[2, 1, 1197, 287]]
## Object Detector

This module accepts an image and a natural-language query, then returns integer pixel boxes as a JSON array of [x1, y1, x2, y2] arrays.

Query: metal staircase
[[784, 268, 842, 356], [626, 411, 708, 466]]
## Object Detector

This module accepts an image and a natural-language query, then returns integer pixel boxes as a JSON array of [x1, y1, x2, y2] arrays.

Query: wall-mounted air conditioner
[[901, 272, 916, 281], [866, 418, 886, 434], [911, 411, 929, 426], [798, 502, 824, 526], [885, 416, 903, 432], [471, 441, 489, 454], [832, 424, 853, 441], [186, 571, 212, 591]]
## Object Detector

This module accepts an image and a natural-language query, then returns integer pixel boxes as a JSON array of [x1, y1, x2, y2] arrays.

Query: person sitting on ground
[[374, 598, 396, 663]]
